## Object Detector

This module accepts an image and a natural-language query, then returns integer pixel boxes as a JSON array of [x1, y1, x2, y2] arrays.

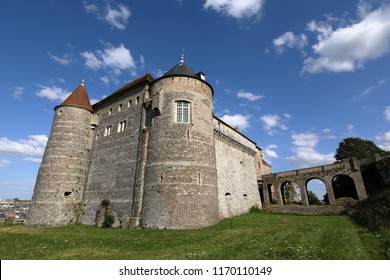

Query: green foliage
[[0, 218, 15, 227], [335, 137, 387, 161], [307, 191, 321, 205], [249, 205, 262, 213], [348, 188, 390, 232], [0, 213, 388, 259], [102, 214, 115, 228]]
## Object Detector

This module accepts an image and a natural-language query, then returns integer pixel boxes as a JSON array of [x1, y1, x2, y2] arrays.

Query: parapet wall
[[213, 118, 261, 218]]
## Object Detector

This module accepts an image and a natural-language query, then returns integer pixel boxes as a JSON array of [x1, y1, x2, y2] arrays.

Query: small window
[[176, 101, 190, 123], [95, 133, 99, 140], [118, 104, 123, 112], [145, 107, 152, 128], [117, 121, 126, 132], [108, 108, 113, 115], [136, 96, 140, 105], [128, 99, 132, 107], [64, 191, 72, 198], [58, 110, 63, 116], [104, 125, 112, 136]]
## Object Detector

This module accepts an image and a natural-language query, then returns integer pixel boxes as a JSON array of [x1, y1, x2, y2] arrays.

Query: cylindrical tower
[[142, 58, 219, 229], [26, 81, 94, 227]]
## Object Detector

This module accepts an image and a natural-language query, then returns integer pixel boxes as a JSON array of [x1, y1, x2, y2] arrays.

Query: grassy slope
[[0, 213, 388, 260]]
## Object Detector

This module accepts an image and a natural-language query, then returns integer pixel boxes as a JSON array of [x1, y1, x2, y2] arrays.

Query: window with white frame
[[104, 125, 112, 136], [176, 101, 190, 123], [118, 104, 123, 112], [117, 120, 126, 132]]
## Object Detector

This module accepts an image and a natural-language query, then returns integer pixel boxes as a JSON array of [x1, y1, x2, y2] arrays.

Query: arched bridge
[[261, 158, 368, 206]]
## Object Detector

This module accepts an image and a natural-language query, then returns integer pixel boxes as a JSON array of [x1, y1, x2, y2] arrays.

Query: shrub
[[249, 205, 262, 213], [347, 189, 390, 232], [102, 214, 115, 228]]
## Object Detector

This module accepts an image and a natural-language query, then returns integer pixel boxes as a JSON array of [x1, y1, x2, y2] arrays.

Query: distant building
[[26, 57, 271, 229]]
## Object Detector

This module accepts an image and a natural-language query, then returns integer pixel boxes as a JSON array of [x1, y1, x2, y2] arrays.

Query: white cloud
[[47, 52, 72, 65], [304, 4, 390, 73], [105, 4, 131, 30], [203, 0, 266, 20], [273, 32, 308, 52], [260, 114, 289, 135], [220, 114, 251, 130], [0, 159, 11, 167], [351, 78, 387, 102], [81, 43, 136, 75], [0, 135, 48, 165], [83, 1, 131, 30], [286, 132, 335, 168], [385, 106, 390, 121], [12, 86, 24, 99], [23, 157, 43, 163], [36, 85, 70, 102], [264, 148, 278, 159], [237, 90, 264, 101], [376, 131, 390, 150]]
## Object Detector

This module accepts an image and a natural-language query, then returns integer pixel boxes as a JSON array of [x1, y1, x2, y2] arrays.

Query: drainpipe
[[128, 85, 147, 229]]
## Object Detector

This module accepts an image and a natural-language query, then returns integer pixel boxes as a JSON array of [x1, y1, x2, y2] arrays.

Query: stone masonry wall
[[142, 76, 220, 229], [214, 119, 261, 219], [81, 85, 146, 228]]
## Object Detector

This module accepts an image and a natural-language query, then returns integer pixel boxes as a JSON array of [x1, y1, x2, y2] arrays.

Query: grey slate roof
[[164, 61, 197, 78]]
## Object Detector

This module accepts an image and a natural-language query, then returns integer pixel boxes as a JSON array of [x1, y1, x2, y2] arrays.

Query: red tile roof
[[60, 81, 93, 112]]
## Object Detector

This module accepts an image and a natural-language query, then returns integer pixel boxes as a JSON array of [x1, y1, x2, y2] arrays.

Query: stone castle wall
[[26, 106, 93, 227], [214, 118, 261, 219], [81, 84, 146, 228], [141, 76, 220, 229]]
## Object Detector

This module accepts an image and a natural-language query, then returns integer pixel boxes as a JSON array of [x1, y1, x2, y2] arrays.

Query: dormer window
[[176, 101, 190, 123]]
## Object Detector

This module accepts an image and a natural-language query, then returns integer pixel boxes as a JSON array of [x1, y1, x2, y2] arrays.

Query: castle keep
[[26, 58, 266, 229]]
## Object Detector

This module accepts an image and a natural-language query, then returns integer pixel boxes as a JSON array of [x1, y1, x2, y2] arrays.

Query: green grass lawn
[[0, 212, 388, 260]]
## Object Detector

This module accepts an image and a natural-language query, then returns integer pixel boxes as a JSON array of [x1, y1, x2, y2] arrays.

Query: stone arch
[[281, 181, 301, 205], [331, 174, 358, 203], [267, 184, 276, 204], [305, 178, 328, 205]]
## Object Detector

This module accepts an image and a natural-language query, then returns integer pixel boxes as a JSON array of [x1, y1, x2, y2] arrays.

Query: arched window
[[176, 101, 190, 123]]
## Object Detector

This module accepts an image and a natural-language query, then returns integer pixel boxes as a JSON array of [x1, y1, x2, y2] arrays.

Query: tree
[[334, 137, 387, 161], [307, 191, 320, 205]]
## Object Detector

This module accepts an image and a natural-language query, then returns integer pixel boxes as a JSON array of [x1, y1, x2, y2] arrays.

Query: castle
[[26, 57, 271, 229]]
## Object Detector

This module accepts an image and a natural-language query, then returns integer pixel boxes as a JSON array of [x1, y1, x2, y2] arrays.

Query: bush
[[102, 214, 115, 228], [347, 189, 390, 232], [249, 205, 262, 213]]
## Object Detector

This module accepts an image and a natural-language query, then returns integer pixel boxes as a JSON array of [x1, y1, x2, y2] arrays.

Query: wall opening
[[306, 178, 328, 205], [267, 184, 276, 204], [64, 191, 72, 198], [281, 181, 301, 205], [332, 175, 358, 201]]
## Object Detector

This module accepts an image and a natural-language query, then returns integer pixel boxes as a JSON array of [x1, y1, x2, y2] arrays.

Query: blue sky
[[1, 0, 390, 199]]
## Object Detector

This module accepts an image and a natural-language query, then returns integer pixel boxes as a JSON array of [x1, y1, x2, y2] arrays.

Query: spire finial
[[81, 79, 85, 86], [180, 49, 184, 64]]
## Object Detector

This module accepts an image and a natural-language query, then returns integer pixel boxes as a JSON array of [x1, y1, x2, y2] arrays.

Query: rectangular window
[[104, 125, 112, 136], [145, 107, 152, 128], [128, 99, 132, 107], [136, 96, 140, 105], [118, 104, 122, 112], [108, 108, 113, 115], [117, 121, 126, 132], [176, 101, 190, 123]]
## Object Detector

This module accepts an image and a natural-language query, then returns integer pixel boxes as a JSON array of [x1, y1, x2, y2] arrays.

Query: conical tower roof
[[164, 54, 197, 78], [60, 81, 93, 112]]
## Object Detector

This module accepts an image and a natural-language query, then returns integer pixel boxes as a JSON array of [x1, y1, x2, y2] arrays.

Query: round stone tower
[[141, 56, 219, 229], [26, 81, 94, 227]]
